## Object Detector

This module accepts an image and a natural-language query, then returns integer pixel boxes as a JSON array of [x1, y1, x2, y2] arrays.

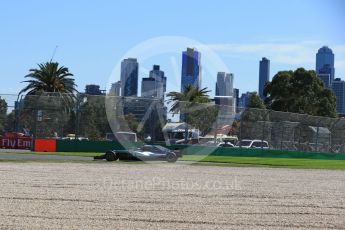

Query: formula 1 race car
[[94, 145, 181, 163]]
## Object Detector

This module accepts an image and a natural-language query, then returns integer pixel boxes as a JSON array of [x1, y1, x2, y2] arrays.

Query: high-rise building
[[150, 65, 166, 91], [332, 78, 345, 114], [239, 92, 250, 108], [316, 46, 335, 82], [141, 65, 167, 99], [120, 58, 138, 97], [318, 74, 332, 88], [215, 72, 234, 105], [233, 88, 239, 108], [258, 57, 270, 99], [215, 72, 235, 125], [215, 72, 233, 97], [109, 81, 121, 96], [141, 78, 156, 98], [181, 48, 201, 92], [150, 65, 166, 98]]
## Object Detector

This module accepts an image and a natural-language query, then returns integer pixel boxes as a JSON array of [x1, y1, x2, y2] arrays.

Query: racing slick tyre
[[105, 151, 118, 161], [93, 154, 105, 160], [166, 152, 177, 163]]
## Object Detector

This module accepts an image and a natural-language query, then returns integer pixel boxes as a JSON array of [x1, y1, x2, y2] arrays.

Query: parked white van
[[235, 139, 269, 149]]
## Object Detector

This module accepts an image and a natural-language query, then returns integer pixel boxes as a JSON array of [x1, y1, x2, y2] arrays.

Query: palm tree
[[167, 85, 213, 142], [20, 62, 77, 109], [167, 85, 211, 114], [20, 62, 77, 95]]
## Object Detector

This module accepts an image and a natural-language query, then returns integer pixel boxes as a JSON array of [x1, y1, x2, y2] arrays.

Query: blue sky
[[1, 0, 345, 104]]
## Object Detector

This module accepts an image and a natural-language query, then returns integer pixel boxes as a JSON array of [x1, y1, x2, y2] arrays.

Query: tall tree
[[20, 62, 77, 109], [247, 92, 265, 109], [17, 62, 78, 138], [264, 68, 337, 117]]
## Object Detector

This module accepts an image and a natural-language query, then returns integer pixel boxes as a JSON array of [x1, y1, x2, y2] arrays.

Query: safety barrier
[[29, 139, 345, 161], [0, 137, 32, 150], [34, 139, 56, 152], [55, 140, 141, 152]]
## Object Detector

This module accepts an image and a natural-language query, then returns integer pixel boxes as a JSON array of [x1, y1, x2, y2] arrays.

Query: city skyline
[[88, 44, 344, 111], [111, 44, 342, 98], [97, 42, 345, 104]]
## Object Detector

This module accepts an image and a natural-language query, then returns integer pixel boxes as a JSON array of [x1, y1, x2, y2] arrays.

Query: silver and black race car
[[94, 145, 181, 163]]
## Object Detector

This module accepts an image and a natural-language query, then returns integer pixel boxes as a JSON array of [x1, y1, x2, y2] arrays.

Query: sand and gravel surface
[[0, 162, 344, 229]]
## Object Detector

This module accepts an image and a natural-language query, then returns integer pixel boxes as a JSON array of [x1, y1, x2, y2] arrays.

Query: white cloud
[[206, 41, 345, 80], [207, 42, 322, 65]]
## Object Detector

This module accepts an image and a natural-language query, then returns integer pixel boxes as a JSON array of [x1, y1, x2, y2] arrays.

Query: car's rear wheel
[[166, 152, 177, 163], [105, 151, 118, 161]]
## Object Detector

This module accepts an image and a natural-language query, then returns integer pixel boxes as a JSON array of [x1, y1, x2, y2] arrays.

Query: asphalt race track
[[0, 162, 344, 229]]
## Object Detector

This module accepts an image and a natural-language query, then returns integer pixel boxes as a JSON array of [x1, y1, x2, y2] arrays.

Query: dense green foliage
[[264, 68, 337, 117], [247, 92, 265, 109]]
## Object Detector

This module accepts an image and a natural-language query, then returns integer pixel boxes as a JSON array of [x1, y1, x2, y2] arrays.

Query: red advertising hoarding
[[0, 137, 32, 149]]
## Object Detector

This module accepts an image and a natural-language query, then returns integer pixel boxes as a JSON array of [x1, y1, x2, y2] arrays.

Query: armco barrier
[[54, 140, 345, 160], [55, 140, 141, 153]]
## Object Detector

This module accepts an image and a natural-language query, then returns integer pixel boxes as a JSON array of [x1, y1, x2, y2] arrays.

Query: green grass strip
[[181, 155, 345, 170]]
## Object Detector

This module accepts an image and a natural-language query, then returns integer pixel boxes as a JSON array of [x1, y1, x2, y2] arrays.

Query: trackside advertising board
[[0, 137, 32, 149]]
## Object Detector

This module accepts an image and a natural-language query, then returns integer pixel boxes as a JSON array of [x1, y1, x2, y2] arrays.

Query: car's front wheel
[[105, 151, 118, 161], [166, 152, 177, 163]]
